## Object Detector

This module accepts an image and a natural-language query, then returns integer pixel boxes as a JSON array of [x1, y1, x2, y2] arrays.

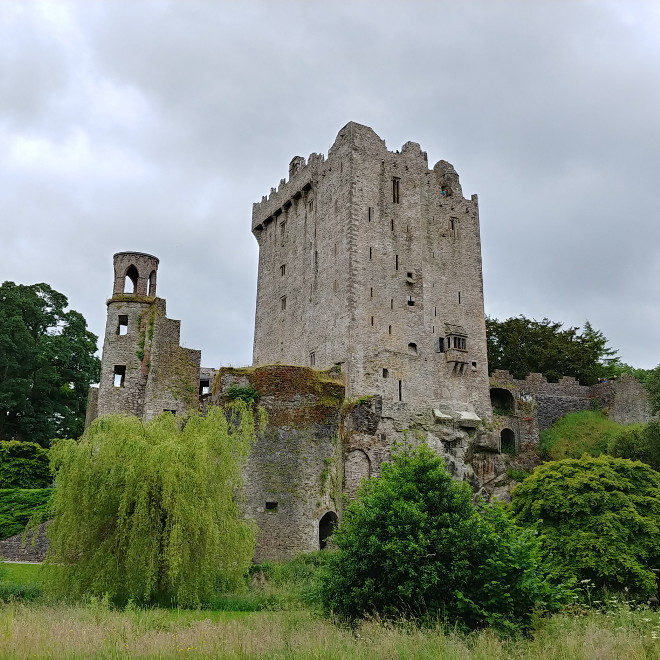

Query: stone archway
[[319, 511, 338, 550], [490, 387, 515, 415], [500, 428, 516, 454]]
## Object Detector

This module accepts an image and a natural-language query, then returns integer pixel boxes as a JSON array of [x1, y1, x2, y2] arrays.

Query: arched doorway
[[344, 449, 370, 499], [500, 428, 516, 454], [319, 511, 338, 550], [490, 387, 514, 415]]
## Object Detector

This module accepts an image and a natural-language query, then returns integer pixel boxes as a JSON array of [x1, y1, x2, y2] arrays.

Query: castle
[[85, 122, 652, 560]]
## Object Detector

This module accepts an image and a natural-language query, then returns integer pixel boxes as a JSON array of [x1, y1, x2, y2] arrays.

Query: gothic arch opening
[[344, 449, 371, 499], [501, 428, 516, 454], [148, 270, 157, 296], [124, 265, 138, 294], [319, 511, 338, 550], [408, 342, 418, 356], [490, 387, 514, 415]]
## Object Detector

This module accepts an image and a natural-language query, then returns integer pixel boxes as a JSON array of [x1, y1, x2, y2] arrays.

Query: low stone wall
[[0, 522, 47, 562]]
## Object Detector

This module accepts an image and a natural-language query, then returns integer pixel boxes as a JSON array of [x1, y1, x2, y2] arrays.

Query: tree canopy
[[319, 445, 563, 633], [43, 404, 260, 607], [486, 316, 618, 385], [0, 281, 100, 445]]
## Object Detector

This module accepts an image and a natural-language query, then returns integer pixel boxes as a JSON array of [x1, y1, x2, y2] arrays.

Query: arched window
[[319, 511, 338, 550], [148, 270, 156, 296], [124, 265, 138, 294], [490, 388, 515, 416], [501, 428, 516, 454], [407, 342, 418, 356]]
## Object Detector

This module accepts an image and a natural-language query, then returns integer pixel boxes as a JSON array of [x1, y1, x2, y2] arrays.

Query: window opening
[[370, 287, 373, 298], [199, 379, 210, 396], [434, 306, 437, 317], [458, 291, 461, 304], [390, 298, 394, 310], [435, 338, 445, 353], [392, 177, 400, 203], [280, 264, 286, 276], [406, 271, 413, 279], [388, 325, 392, 335], [113, 365, 126, 388], [407, 296, 415, 306], [382, 368, 388, 378], [310, 351, 316, 367], [395, 255, 399, 270], [368, 206, 373, 222], [398, 380, 402, 401], [148, 270, 156, 296], [500, 429, 516, 455], [280, 221, 286, 236], [441, 186, 452, 197], [266, 501, 278, 512], [124, 265, 138, 294], [451, 336, 467, 350], [369, 247, 372, 260], [391, 218, 394, 231], [314, 250, 318, 273], [408, 342, 418, 355], [117, 315, 128, 335], [370, 316, 374, 326], [281, 295, 287, 311], [380, 433, 386, 441], [319, 511, 338, 549]]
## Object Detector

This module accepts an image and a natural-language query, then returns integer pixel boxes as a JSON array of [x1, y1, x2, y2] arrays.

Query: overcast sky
[[2, 1, 659, 370]]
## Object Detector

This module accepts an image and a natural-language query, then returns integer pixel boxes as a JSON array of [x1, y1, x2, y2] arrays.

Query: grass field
[[0, 561, 657, 659]]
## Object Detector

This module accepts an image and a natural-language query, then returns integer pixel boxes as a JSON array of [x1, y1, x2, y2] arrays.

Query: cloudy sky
[[2, 1, 659, 369]]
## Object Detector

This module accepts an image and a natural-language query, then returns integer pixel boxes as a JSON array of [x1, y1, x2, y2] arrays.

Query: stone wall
[[0, 523, 48, 562], [210, 365, 344, 562]]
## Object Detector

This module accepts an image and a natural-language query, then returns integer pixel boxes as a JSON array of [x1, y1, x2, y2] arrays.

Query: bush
[[608, 421, 660, 471], [511, 455, 660, 599], [43, 404, 261, 607], [319, 445, 564, 633], [0, 441, 51, 488], [539, 410, 624, 460], [0, 488, 52, 539]]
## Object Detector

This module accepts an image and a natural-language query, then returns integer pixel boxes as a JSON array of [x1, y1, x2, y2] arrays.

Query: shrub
[[319, 445, 564, 633], [511, 455, 660, 599], [0, 441, 51, 488], [608, 421, 660, 471], [226, 385, 259, 404], [0, 488, 52, 539], [43, 404, 261, 607], [539, 410, 624, 460]]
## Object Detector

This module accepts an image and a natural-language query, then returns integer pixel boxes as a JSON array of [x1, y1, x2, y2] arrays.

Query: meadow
[[0, 562, 658, 659]]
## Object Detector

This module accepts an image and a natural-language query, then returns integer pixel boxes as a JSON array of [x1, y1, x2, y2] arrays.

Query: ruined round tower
[[96, 252, 161, 418]]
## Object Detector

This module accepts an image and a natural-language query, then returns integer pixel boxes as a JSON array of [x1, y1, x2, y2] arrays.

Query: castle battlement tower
[[252, 122, 492, 438]]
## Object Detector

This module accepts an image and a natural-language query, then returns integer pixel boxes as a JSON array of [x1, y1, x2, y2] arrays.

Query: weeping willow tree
[[42, 403, 262, 607]]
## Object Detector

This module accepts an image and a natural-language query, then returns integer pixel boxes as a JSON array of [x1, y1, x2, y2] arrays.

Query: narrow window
[[199, 379, 210, 396], [471, 361, 477, 371], [370, 287, 373, 298], [450, 218, 455, 231], [458, 291, 461, 304], [434, 306, 437, 317], [368, 206, 373, 222], [280, 264, 286, 276], [117, 315, 128, 335], [380, 433, 386, 442], [370, 316, 374, 326], [406, 271, 413, 279], [369, 247, 372, 261], [432, 325, 435, 334], [281, 295, 287, 311], [392, 177, 400, 203], [388, 325, 392, 335], [390, 299, 394, 310], [265, 501, 278, 512], [310, 351, 316, 367], [148, 270, 156, 296], [407, 296, 415, 306], [113, 365, 126, 388], [382, 368, 389, 378], [395, 255, 399, 271], [280, 221, 286, 236], [314, 250, 318, 273], [309, 201, 313, 212], [391, 218, 394, 231], [334, 243, 337, 257], [435, 338, 445, 353], [398, 380, 402, 402]]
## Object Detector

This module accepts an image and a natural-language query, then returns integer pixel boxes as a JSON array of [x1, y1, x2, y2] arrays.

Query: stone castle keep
[[86, 122, 652, 560]]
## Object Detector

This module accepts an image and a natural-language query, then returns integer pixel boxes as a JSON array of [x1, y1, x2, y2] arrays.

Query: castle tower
[[251, 123, 492, 438], [93, 251, 202, 423]]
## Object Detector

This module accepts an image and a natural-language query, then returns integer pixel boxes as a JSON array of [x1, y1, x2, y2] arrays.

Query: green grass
[[539, 410, 626, 461], [0, 562, 42, 601]]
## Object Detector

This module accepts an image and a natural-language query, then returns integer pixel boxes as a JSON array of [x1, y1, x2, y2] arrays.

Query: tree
[[0, 282, 100, 445], [511, 455, 660, 599], [319, 445, 563, 633], [43, 404, 260, 607], [486, 316, 618, 385], [608, 421, 660, 472]]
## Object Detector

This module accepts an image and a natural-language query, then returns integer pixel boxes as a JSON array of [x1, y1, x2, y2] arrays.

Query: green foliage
[[226, 384, 259, 404], [539, 410, 625, 460], [0, 562, 41, 601], [608, 421, 660, 471], [318, 445, 564, 633], [511, 455, 660, 599], [644, 364, 660, 415], [506, 468, 531, 483], [0, 488, 52, 539], [486, 316, 618, 385], [43, 404, 260, 607], [0, 441, 51, 488], [0, 281, 100, 445]]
